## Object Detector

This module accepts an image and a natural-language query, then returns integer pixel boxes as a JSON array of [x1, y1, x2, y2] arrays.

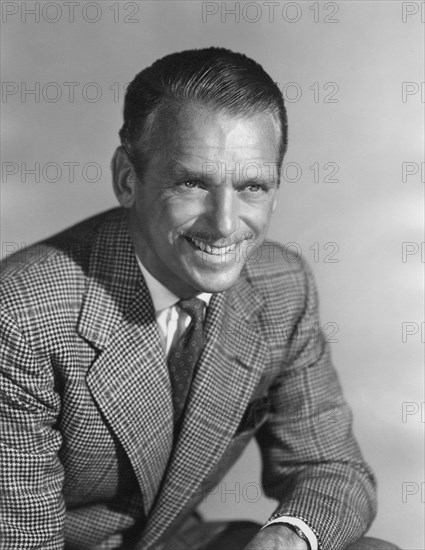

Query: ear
[[111, 146, 139, 208]]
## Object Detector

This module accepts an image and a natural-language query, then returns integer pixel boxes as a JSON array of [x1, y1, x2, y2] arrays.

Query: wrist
[[282, 523, 310, 548], [262, 523, 309, 549], [262, 515, 316, 549]]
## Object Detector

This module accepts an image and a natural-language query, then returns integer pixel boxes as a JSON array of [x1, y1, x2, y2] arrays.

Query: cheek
[[164, 198, 204, 228], [245, 202, 275, 233], [151, 206, 192, 248]]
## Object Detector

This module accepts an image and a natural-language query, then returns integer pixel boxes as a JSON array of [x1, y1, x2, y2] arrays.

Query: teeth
[[190, 237, 237, 255]]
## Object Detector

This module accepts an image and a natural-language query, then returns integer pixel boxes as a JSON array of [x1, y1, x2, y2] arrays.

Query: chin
[[191, 271, 241, 294]]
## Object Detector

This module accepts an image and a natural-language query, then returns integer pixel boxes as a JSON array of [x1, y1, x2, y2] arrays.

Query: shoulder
[[243, 239, 311, 294], [241, 239, 317, 321], [0, 207, 124, 318]]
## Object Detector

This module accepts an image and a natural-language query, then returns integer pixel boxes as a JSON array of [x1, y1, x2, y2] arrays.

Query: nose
[[208, 187, 238, 240]]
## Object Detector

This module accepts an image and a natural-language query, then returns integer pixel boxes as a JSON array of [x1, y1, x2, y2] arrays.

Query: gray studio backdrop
[[1, 1, 423, 548]]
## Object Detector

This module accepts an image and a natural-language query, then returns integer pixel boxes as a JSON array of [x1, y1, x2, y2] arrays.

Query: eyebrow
[[162, 160, 204, 181], [164, 158, 279, 186]]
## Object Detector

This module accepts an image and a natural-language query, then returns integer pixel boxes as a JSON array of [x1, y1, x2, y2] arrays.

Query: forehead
[[147, 103, 281, 167]]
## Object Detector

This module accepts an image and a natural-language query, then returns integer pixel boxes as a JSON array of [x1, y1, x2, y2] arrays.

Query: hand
[[242, 523, 309, 550]]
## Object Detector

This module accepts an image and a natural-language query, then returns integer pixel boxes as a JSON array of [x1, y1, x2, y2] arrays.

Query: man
[[1, 48, 398, 549]]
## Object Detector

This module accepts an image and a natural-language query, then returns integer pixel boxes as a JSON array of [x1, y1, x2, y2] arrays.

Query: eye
[[243, 184, 264, 193], [180, 180, 201, 189]]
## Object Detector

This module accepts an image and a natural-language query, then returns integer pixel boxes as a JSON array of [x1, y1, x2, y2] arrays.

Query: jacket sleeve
[[0, 309, 65, 549], [256, 262, 377, 550]]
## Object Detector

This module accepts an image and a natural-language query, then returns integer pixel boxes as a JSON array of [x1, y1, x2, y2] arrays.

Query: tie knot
[[178, 297, 205, 323]]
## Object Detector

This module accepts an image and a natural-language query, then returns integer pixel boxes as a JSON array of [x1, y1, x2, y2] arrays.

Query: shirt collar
[[136, 255, 212, 313]]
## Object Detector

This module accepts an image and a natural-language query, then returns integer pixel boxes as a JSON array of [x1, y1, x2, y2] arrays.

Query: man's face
[[125, 104, 280, 298]]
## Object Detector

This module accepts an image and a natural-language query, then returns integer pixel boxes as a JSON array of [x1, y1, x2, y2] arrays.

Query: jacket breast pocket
[[235, 396, 270, 436]]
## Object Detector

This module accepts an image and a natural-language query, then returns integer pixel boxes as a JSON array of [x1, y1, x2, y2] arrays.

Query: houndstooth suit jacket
[[0, 208, 376, 550]]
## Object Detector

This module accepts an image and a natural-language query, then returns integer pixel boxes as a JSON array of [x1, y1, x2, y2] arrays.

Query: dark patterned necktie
[[167, 297, 205, 427]]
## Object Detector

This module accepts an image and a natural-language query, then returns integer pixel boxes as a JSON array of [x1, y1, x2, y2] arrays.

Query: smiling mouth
[[185, 236, 237, 255]]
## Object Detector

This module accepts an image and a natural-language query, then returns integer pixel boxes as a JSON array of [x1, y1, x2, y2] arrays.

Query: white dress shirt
[[136, 255, 317, 549], [136, 256, 211, 357]]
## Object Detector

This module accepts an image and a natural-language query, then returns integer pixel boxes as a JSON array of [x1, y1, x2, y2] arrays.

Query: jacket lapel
[[138, 275, 269, 549], [76, 209, 270, 543], [77, 210, 174, 516]]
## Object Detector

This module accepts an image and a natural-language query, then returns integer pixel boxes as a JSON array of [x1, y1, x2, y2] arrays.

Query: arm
[[0, 309, 65, 549], [254, 262, 377, 550]]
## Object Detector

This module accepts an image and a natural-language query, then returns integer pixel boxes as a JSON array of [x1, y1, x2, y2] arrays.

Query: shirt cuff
[[261, 516, 318, 550]]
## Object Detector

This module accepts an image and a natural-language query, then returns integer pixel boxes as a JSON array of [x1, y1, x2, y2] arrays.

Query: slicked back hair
[[119, 47, 288, 179]]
